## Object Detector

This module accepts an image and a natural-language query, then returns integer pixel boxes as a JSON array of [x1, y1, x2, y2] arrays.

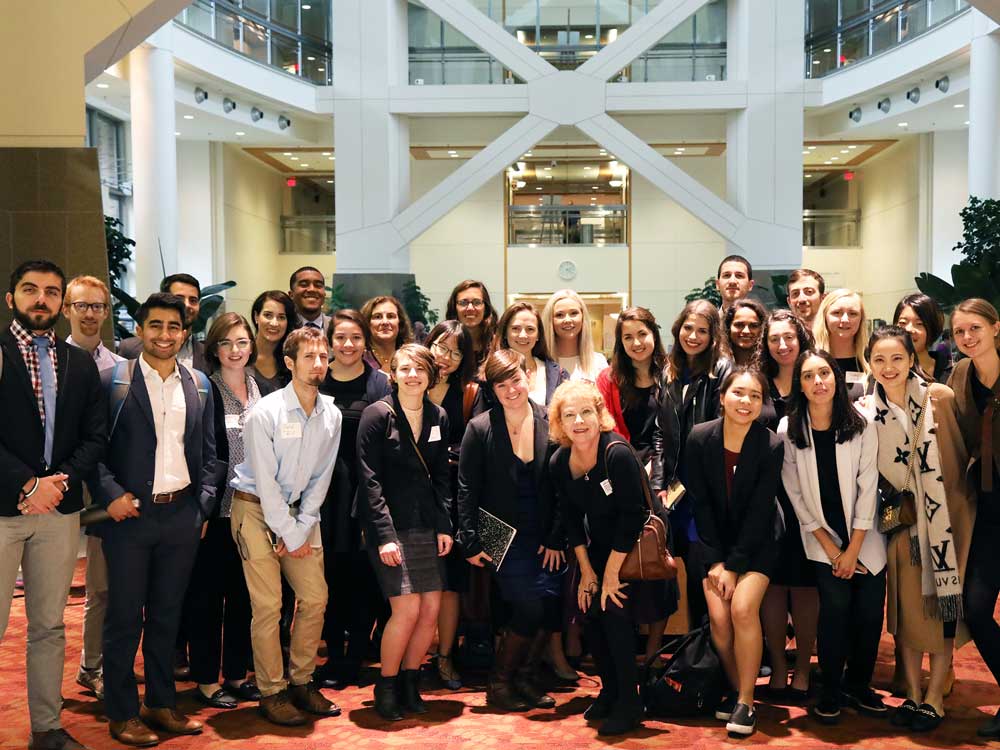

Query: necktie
[[33, 337, 57, 467]]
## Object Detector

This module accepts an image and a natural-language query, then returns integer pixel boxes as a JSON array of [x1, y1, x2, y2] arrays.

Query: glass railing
[[508, 205, 627, 245], [281, 215, 336, 254], [176, 0, 332, 84], [805, 0, 968, 78], [802, 209, 860, 247]]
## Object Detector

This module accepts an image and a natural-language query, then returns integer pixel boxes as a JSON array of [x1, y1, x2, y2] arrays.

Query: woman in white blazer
[[778, 349, 887, 727]]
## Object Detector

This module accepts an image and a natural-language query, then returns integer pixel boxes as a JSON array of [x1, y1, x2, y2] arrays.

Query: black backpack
[[641, 622, 724, 717]]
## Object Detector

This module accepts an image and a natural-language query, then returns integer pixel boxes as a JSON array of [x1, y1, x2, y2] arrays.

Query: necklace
[[506, 409, 530, 436], [401, 403, 423, 413]]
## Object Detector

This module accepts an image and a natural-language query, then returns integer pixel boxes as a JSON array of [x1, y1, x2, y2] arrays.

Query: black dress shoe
[[891, 699, 919, 728], [224, 680, 262, 702], [910, 703, 943, 732], [979, 708, 1000, 738], [196, 688, 238, 709]]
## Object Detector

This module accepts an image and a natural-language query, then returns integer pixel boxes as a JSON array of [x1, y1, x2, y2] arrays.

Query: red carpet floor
[[3, 561, 1000, 749]]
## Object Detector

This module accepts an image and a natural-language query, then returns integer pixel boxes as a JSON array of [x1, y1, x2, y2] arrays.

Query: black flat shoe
[[979, 708, 1000, 738], [910, 703, 943, 732], [891, 699, 918, 728], [196, 688, 238, 709], [224, 680, 261, 702]]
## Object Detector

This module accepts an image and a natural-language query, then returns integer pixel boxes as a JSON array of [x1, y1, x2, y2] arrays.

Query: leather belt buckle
[[151, 485, 190, 504]]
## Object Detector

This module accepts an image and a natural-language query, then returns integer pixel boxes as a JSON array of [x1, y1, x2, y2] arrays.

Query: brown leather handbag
[[607, 441, 677, 582]]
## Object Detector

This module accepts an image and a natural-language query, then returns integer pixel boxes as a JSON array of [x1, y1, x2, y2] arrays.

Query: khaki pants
[[231, 498, 327, 697], [80, 534, 107, 671]]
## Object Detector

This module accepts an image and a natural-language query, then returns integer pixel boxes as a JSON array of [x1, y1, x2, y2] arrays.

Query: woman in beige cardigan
[[865, 327, 973, 732]]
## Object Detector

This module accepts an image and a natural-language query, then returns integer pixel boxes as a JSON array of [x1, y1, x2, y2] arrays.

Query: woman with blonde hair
[[541, 289, 607, 383], [813, 289, 869, 398]]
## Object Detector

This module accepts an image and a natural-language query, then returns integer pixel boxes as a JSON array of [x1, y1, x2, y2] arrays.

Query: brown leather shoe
[[290, 682, 341, 717], [109, 718, 159, 747], [28, 728, 89, 749], [76, 668, 104, 701], [260, 689, 308, 726], [139, 706, 202, 735]]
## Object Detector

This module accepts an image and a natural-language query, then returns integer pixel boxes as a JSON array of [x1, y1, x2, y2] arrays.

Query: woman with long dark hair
[[494, 302, 567, 406], [316, 309, 391, 688], [894, 293, 952, 383], [361, 295, 414, 374], [722, 299, 767, 368], [424, 320, 477, 689], [780, 350, 886, 726], [446, 280, 498, 366], [357, 344, 454, 721], [947, 299, 1000, 738], [250, 290, 297, 392], [865, 326, 973, 732], [756, 310, 819, 699], [458, 349, 564, 712], [687, 366, 784, 737]]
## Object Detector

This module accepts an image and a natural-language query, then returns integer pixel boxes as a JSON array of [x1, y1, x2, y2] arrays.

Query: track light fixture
[[935, 76, 950, 93], [848, 106, 862, 123], [194, 86, 208, 104], [877, 97, 891, 114], [251, 107, 264, 122], [223, 97, 237, 113], [278, 115, 291, 130], [906, 87, 920, 104]]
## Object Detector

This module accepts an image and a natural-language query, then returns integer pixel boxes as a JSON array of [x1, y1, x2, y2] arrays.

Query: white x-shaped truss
[[359, 0, 796, 257]]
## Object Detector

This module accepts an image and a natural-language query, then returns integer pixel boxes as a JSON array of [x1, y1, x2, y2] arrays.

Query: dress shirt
[[177, 336, 195, 371], [66, 335, 124, 375], [137, 354, 191, 494], [232, 382, 342, 551], [9, 319, 57, 425], [297, 312, 329, 331]]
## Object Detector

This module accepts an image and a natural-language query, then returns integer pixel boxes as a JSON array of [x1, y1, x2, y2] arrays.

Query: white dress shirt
[[138, 354, 191, 494], [529, 356, 548, 405]]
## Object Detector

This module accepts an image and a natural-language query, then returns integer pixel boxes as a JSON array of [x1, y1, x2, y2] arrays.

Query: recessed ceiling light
[[585, 34, 594, 39], [812, 61, 821, 65], [804, 174, 813, 178], [183, 114, 194, 120], [592, 186, 599, 190], [290, 156, 299, 160], [965, 120, 970, 125], [535, 187, 543, 191], [676, 147, 685, 152], [847, 145, 858, 149], [802, 150, 809, 155], [674, 150, 683, 155], [322, 152, 331, 156], [543, 166, 551, 171], [840, 149, 849, 153], [317, 67, 324, 72], [898, 122, 908, 127], [307, 56, 316, 61], [807, 145, 817, 150], [599, 149, 607, 154], [830, 156, 839, 160], [174, 131, 181, 136], [824, 160, 832, 164], [449, 153, 458, 158], [524, 152, 533, 156], [823, 48, 832, 53], [235, 131, 245, 136], [326, 180, 334, 184], [96, 83, 109, 89], [301, 163, 310, 167], [301, 3, 311, 8], [447, 149, 457, 154], [328, 156, 335, 160], [954, 103, 965, 108], [283, 152, 292, 156]]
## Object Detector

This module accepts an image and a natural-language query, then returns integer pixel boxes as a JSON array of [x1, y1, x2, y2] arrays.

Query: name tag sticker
[[280, 421, 303, 439], [846, 371, 865, 385], [600, 479, 613, 496], [225, 414, 241, 430], [428, 425, 442, 442]]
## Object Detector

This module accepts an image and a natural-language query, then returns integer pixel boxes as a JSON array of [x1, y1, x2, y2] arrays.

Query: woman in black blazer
[[357, 344, 454, 721], [458, 349, 564, 712], [686, 366, 783, 738]]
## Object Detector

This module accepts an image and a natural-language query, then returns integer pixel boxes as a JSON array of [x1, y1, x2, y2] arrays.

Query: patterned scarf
[[874, 375, 962, 621]]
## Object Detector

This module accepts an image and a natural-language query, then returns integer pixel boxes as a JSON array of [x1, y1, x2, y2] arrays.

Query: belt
[[151, 485, 191, 504], [234, 489, 260, 504]]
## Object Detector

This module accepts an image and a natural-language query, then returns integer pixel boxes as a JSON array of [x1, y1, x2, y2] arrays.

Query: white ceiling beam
[[393, 113, 557, 243], [417, 0, 557, 82], [388, 84, 530, 114], [606, 81, 748, 112], [577, 0, 712, 82]]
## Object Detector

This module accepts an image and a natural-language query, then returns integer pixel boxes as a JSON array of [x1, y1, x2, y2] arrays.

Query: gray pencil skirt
[[370, 528, 447, 598]]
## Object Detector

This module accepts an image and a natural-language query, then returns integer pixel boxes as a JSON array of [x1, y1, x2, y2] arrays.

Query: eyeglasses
[[218, 339, 253, 351], [430, 342, 463, 363], [456, 299, 484, 309], [70, 302, 108, 314]]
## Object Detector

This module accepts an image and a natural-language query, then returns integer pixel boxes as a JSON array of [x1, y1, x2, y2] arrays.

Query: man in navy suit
[[0, 260, 107, 750], [91, 292, 217, 747]]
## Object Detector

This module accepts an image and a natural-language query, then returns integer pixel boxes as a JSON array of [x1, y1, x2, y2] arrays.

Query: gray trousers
[[0, 511, 80, 732], [80, 534, 107, 671]]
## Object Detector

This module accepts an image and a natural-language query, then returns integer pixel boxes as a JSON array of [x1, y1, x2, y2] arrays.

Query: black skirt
[[370, 528, 447, 597], [770, 487, 816, 587]]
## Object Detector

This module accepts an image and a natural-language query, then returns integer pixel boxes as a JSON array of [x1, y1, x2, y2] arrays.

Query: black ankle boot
[[397, 669, 428, 714], [487, 633, 531, 711], [374, 674, 403, 721], [514, 666, 556, 708]]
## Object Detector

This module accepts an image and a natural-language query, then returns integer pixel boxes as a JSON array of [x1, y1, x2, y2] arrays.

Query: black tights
[[965, 521, 1000, 686], [585, 597, 640, 711], [505, 594, 561, 639]]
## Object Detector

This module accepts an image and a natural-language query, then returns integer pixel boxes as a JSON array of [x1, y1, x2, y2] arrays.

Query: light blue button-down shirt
[[232, 382, 342, 551]]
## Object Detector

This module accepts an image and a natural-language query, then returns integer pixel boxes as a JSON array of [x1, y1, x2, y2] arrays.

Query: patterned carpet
[[2, 562, 999, 749]]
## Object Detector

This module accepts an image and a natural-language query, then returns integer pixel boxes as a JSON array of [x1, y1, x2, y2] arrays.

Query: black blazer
[[685, 418, 783, 575], [456, 402, 562, 557], [356, 393, 453, 546], [473, 357, 569, 413], [119, 335, 208, 373], [90, 359, 217, 520], [0, 330, 107, 516]]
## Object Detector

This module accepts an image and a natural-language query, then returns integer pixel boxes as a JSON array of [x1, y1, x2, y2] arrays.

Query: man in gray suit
[[118, 274, 206, 372]]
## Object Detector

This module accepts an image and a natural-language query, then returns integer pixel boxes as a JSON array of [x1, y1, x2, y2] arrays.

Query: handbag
[[608, 441, 677, 581], [877, 391, 928, 535]]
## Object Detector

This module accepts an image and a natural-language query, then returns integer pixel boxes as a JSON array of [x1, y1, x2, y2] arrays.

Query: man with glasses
[[64, 275, 125, 704], [289, 266, 329, 331]]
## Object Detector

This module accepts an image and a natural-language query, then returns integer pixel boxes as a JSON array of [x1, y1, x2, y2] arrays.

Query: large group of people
[[2, 256, 1000, 749]]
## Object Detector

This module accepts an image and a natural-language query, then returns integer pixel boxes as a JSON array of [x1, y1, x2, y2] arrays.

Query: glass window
[[841, 0, 870, 22], [409, 4, 443, 47], [302, 48, 329, 83], [807, 41, 837, 77], [242, 18, 270, 64], [242, 0, 268, 16], [871, 8, 899, 55], [694, 0, 726, 44], [270, 0, 298, 30], [178, 0, 214, 36], [271, 30, 300, 75], [215, 7, 240, 51], [807, 0, 838, 36], [300, 0, 330, 41], [504, 0, 536, 39], [839, 23, 869, 67]]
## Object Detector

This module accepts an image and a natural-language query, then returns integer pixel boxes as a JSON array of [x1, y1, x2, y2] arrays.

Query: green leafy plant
[[685, 277, 722, 308], [325, 283, 350, 314], [400, 279, 439, 326], [915, 196, 1000, 312], [105, 216, 137, 339], [110, 279, 237, 338]]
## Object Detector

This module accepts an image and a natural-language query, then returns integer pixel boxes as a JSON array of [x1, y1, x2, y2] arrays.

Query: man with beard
[[715, 255, 755, 312], [786, 268, 826, 329], [289, 266, 329, 331], [0, 260, 107, 750], [119, 274, 206, 372], [64, 275, 124, 703], [90, 293, 217, 747], [231, 326, 342, 725]]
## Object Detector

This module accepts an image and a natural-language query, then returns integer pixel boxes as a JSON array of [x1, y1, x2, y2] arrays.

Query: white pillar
[[725, 0, 804, 268], [333, 0, 412, 275], [969, 10, 1000, 199], [129, 28, 178, 298]]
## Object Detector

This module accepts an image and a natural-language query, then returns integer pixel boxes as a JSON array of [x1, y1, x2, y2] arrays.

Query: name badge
[[845, 371, 865, 385], [280, 421, 303, 439], [428, 425, 442, 442], [225, 413, 241, 430], [600, 478, 613, 496]]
